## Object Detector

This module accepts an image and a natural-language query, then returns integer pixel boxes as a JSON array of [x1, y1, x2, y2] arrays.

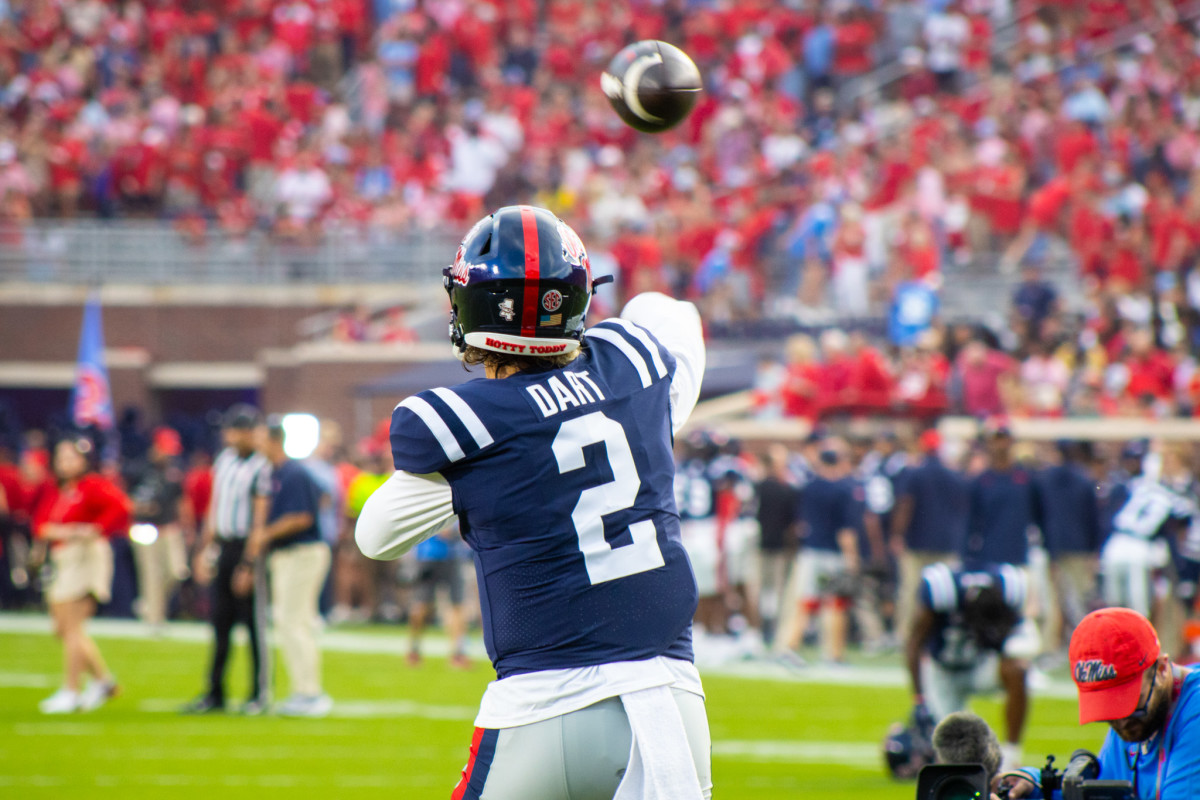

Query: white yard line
[[0, 672, 53, 687], [0, 774, 429, 788], [135, 698, 478, 720], [0, 612, 1081, 698], [713, 740, 883, 766]]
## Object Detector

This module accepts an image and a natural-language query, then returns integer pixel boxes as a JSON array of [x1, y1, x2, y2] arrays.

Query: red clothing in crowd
[[895, 354, 951, 418], [833, 17, 876, 76], [34, 475, 132, 545], [782, 362, 823, 420], [184, 465, 214, 524], [957, 349, 1016, 417], [818, 354, 854, 409], [1125, 351, 1176, 400], [845, 346, 894, 411], [0, 463, 25, 519]]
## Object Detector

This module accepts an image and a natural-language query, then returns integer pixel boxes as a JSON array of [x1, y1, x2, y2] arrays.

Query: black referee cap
[[223, 403, 263, 430]]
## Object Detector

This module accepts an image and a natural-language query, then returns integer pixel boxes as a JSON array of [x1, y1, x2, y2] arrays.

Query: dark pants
[[207, 538, 269, 705]]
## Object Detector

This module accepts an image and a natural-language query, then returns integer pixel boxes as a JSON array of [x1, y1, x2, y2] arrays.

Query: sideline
[[0, 612, 1080, 697]]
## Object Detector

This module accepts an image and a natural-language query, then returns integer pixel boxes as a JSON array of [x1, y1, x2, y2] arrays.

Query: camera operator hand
[[991, 771, 1035, 799]]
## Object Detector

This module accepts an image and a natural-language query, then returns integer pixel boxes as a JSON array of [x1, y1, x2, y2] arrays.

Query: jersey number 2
[[552, 411, 666, 584]]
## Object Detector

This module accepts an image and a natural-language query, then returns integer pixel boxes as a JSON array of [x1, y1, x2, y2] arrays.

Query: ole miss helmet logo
[[557, 219, 589, 274], [450, 245, 471, 286], [451, 217, 493, 286]]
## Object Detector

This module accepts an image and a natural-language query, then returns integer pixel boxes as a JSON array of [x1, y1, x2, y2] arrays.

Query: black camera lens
[[934, 776, 983, 800]]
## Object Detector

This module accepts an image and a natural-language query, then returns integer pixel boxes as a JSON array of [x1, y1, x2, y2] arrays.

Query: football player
[[1101, 442, 1195, 618], [906, 562, 1036, 771], [356, 206, 710, 800], [674, 430, 728, 635], [776, 440, 861, 664]]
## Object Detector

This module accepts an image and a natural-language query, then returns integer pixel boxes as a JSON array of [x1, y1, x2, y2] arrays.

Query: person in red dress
[[33, 435, 132, 714]]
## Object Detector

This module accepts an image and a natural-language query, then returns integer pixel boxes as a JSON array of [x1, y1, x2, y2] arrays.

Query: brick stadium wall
[[0, 303, 316, 362], [0, 295, 449, 441]]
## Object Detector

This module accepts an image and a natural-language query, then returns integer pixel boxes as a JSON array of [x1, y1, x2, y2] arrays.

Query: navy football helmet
[[444, 206, 608, 359], [883, 720, 935, 780]]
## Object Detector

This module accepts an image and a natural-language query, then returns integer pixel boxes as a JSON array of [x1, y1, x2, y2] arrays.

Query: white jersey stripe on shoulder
[[921, 564, 941, 608], [398, 396, 465, 462], [999, 564, 1025, 609], [587, 327, 652, 388], [606, 318, 668, 379], [927, 562, 955, 610], [431, 387, 494, 450]]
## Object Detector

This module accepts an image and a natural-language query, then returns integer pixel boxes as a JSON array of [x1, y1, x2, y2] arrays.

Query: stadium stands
[[4, 0, 1200, 421]]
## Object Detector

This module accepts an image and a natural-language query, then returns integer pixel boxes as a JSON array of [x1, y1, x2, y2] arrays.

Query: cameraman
[[907, 562, 1035, 770], [995, 608, 1200, 799]]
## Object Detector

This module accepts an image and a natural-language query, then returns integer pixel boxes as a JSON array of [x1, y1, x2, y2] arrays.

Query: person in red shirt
[[894, 334, 951, 419], [955, 338, 1017, 417], [845, 331, 894, 413], [33, 434, 132, 714], [818, 329, 855, 413], [0, 438, 27, 606], [780, 334, 823, 420], [1124, 328, 1176, 403], [832, 7, 876, 78]]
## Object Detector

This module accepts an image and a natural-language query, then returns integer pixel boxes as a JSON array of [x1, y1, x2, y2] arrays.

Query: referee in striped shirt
[[182, 404, 272, 714]]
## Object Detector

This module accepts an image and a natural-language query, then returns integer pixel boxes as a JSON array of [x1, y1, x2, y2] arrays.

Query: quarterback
[[356, 206, 710, 800]]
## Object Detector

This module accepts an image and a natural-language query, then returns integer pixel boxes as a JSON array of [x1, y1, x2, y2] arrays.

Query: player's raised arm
[[618, 292, 706, 434], [355, 470, 454, 560]]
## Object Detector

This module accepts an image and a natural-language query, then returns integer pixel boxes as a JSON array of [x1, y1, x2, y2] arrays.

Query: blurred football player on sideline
[[907, 562, 1036, 770], [127, 427, 191, 630], [776, 440, 861, 665], [357, 206, 710, 800]]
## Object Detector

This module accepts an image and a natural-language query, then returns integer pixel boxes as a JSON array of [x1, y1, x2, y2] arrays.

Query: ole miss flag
[[72, 293, 113, 431]]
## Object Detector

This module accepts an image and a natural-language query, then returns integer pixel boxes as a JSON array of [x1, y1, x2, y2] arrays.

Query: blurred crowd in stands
[[7, 1, 1200, 417], [751, 257, 1200, 419], [2, 0, 1200, 313]]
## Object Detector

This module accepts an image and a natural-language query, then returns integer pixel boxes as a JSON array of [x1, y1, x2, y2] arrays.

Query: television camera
[[916, 751, 1134, 800]]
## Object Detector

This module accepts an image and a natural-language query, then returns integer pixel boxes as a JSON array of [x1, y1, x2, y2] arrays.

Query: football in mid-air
[[601, 40, 702, 134]]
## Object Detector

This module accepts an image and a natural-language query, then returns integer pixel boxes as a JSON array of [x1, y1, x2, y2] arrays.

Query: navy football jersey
[[1106, 476, 1194, 542], [917, 562, 1026, 670], [674, 458, 717, 522], [390, 319, 698, 678], [799, 476, 857, 552]]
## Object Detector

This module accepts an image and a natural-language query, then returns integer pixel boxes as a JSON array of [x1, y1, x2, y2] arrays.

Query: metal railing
[[0, 222, 459, 285]]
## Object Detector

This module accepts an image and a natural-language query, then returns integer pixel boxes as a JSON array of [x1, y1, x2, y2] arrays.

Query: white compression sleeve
[[618, 292, 706, 435], [354, 470, 455, 560]]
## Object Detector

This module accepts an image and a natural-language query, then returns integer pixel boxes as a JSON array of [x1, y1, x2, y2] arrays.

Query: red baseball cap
[[152, 427, 183, 457], [1069, 608, 1161, 724], [918, 430, 941, 452]]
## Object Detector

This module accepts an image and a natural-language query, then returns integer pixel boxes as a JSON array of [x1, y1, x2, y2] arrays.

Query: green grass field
[[0, 616, 1107, 799]]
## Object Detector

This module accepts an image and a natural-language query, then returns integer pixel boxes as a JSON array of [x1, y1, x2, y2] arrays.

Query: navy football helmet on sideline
[[444, 206, 609, 359], [883, 704, 936, 780]]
